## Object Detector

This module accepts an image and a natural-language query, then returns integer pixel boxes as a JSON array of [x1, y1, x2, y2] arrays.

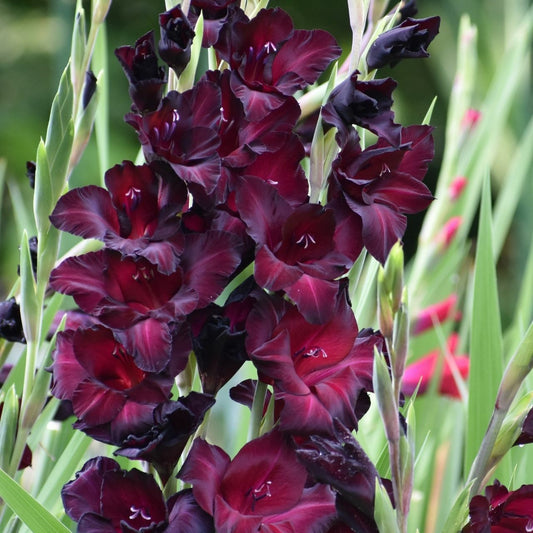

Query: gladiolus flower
[[462, 480, 533, 532], [158, 5, 195, 76], [215, 7, 341, 119], [366, 17, 440, 70], [402, 333, 469, 399], [62, 457, 168, 532], [0, 298, 25, 343], [246, 285, 380, 434], [50, 325, 174, 444], [179, 430, 336, 532], [115, 31, 166, 113], [413, 294, 461, 334]]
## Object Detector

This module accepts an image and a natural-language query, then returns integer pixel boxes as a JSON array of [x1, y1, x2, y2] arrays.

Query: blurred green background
[[0, 0, 531, 324]]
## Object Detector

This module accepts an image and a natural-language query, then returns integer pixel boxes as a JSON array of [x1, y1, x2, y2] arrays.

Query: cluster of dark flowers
[[3, 1, 472, 531]]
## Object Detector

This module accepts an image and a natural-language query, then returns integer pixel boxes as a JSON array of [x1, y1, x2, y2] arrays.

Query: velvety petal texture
[[62, 457, 168, 532], [50, 325, 173, 445], [215, 7, 340, 119], [179, 430, 336, 532], [462, 480, 533, 532], [366, 16, 440, 70], [115, 31, 166, 113], [247, 285, 380, 434]]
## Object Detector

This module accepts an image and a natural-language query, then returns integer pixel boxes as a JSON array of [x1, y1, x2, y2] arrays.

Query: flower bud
[[449, 175, 468, 201], [437, 216, 462, 249]]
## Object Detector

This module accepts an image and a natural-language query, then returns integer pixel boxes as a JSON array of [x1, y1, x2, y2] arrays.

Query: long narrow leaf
[[0, 467, 70, 533], [465, 175, 504, 476]]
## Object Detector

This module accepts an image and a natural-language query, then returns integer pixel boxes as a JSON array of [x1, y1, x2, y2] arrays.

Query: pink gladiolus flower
[[402, 333, 469, 398], [413, 294, 461, 334]]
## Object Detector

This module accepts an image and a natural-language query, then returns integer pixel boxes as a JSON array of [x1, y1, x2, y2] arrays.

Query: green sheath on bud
[[0, 386, 20, 471], [496, 321, 533, 411], [374, 477, 400, 533], [373, 347, 398, 441], [489, 392, 533, 471], [384, 241, 404, 314]]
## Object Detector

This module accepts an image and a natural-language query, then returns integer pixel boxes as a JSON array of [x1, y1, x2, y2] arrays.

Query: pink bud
[[448, 176, 468, 201], [461, 108, 481, 130], [438, 216, 462, 248], [413, 294, 461, 334]]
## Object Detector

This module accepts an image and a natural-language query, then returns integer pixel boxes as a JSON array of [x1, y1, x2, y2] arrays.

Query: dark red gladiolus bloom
[[462, 480, 533, 532], [116, 392, 215, 484], [115, 31, 167, 113], [166, 489, 215, 532], [50, 230, 241, 371], [322, 71, 401, 147], [49, 249, 196, 372], [215, 7, 341, 119], [328, 125, 434, 263], [366, 17, 440, 70], [179, 430, 336, 532], [514, 409, 533, 447], [125, 79, 222, 194], [399, 0, 418, 21], [62, 456, 168, 532], [247, 285, 380, 434], [202, 69, 307, 208], [50, 161, 188, 274], [236, 178, 356, 323], [158, 5, 195, 76], [189, 280, 256, 394], [296, 420, 390, 533], [50, 325, 173, 444], [0, 297, 25, 343], [188, 0, 240, 47], [402, 333, 469, 399]]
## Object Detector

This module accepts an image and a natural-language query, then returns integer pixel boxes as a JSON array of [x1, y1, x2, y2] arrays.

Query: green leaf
[[440, 483, 473, 533], [374, 478, 400, 533], [93, 21, 109, 182], [465, 174, 504, 475], [177, 13, 204, 92], [492, 115, 533, 260], [70, 2, 86, 91], [35, 431, 92, 513], [33, 140, 52, 235], [422, 96, 437, 126], [45, 64, 74, 200], [19, 232, 38, 345], [0, 387, 19, 472], [0, 467, 71, 533]]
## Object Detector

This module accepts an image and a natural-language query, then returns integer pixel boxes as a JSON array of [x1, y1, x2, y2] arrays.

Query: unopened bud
[[449, 175, 468, 201], [438, 216, 462, 249], [461, 108, 481, 131]]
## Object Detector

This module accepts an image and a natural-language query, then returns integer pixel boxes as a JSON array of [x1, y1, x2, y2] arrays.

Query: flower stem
[[248, 381, 267, 441]]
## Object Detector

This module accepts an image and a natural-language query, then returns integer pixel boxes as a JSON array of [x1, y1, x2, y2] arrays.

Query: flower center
[[129, 505, 151, 521], [124, 186, 142, 214], [295, 232, 316, 249], [295, 345, 328, 359], [132, 265, 155, 281], [248, 480, 272, 511]]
